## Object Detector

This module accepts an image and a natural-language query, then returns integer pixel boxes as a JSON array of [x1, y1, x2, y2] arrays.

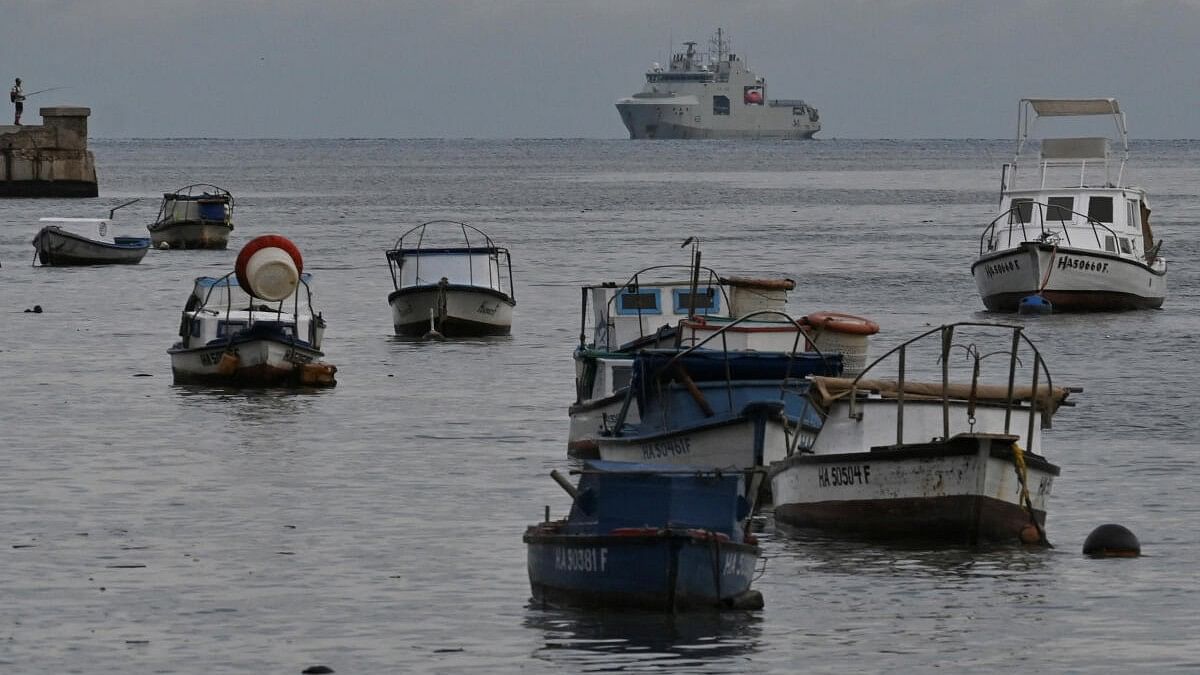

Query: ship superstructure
[[616, 29, 820, 140]]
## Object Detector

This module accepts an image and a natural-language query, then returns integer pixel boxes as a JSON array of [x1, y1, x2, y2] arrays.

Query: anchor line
[[1011, 441, 1052, 547], [1038, 245, 1058, 294]]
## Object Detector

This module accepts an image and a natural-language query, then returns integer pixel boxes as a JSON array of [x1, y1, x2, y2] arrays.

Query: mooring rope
[[1011, 441, 1051, 546]]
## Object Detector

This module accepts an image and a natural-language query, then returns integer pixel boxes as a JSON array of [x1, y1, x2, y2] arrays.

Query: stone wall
[[0, 107, 98, 197]]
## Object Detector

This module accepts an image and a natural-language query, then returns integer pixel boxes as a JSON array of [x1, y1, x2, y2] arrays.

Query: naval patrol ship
[[616, 29, 820, 140]]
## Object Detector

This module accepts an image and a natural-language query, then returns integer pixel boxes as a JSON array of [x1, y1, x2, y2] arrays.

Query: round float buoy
[[1082, 523, 1141, 557], [801, 311, 880, 335], [235, 235, 304, 301], [1018, 294, 1053, 315]]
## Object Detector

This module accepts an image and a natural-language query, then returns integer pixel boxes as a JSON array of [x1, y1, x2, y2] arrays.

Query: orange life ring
[[802, 311, 880, 336], [235, 234, 304, 293]]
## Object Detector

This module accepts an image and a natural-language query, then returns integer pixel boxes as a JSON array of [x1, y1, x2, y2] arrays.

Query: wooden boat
[[168, 235, 336, 387], [769, 322, 1078, 545], [148, 183, 234, 250], [33, 219, 149, 266], [33, 199, 150, 267], [524, 461, 763, 611], [972, 99, 1166, 311], [385, 220, 515, 337]]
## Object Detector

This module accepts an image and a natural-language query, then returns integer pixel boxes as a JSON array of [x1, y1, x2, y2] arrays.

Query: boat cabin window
[[1087, 196, 1114, 223], [1046, 197, 1074, 223], [190, 319, 203, 337], [712, 95, 730, 116], [672, 287, 720, 314], [1009, 198, 1033, 224], [1104, 236, 1117, 253], [615, 288, 662, 315], [1119, 238, 1133, 254], [217, 321, 246, 338]]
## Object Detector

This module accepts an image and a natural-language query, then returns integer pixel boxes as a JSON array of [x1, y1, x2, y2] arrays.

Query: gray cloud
[[2, 0, 1196, 138]]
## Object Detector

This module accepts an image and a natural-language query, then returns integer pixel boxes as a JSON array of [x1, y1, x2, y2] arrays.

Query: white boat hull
[[389, 285, 514, 337], [596, 413, 793, 469], [769, 434, 1058, 543], [568, 392, 637, 458], [168, 338, 335, 387], [973, 242, 1165, 311]]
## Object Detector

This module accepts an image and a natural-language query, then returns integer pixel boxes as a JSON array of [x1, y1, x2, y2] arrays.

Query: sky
[[2, 0, 1199, 139]]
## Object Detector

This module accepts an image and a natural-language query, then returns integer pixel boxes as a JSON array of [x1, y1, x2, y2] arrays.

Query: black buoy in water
[[1017, 294, 1053, 315], [1083, 523, 1141, 557]]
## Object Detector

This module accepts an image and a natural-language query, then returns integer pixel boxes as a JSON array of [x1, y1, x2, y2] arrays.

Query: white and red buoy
[[234, 235, 304, 301]]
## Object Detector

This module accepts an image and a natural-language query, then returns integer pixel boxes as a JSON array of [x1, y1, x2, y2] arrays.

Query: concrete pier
[[0, 106, 98, 197]]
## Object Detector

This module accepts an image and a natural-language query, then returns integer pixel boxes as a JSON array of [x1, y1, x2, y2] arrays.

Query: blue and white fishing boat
[[594, 313, 842, 482], [569, 263, 804, 457], [168, 235, 336, 387], [524, 461, 763, 611], [385, 220, 516, 338]]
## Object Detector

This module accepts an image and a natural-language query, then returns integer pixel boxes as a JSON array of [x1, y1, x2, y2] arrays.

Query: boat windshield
[[392, 249, 504, 291], [191, 273, 314, 314]]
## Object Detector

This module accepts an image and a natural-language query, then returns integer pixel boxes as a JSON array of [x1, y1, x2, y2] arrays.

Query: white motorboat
[[769, 322, 1077, 545], [168, 235, 336, 387], [385, 221, 515, 338], [972, 98, 1166, 312]]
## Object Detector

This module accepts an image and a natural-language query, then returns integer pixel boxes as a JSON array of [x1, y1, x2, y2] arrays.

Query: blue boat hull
[[524, 530, 760, 611]]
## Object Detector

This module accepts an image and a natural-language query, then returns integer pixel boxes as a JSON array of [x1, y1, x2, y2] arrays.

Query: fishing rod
[[23, 86, 70, 97]]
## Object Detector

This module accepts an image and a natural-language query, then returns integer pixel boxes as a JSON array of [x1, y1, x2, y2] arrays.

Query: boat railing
[[980, 202, 1120, 255], [155, 183, 234, 224], [385, 220, 514, 299], [197, 272, 320, 348], [842, 322, 1077, 455], [579, 264, 731, 350]]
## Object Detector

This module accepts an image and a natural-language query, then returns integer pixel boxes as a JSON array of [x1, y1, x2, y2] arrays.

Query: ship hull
[[616, 101, 818, 140]]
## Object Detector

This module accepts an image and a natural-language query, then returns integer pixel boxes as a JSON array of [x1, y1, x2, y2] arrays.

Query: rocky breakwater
[[1, 106, 98, 197]]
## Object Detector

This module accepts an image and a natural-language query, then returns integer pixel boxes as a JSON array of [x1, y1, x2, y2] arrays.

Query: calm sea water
[[1, 139, 1198, 673]]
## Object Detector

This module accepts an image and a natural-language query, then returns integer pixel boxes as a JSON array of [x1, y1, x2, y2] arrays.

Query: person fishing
[[10, 77, 24, 125]]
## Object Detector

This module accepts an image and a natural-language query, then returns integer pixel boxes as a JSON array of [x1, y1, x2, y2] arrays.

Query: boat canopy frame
[[1005, 98, 1130, 194], [155, 183, 235, 224], [385, 220, 515, 300], [188, 272, 322, 349]]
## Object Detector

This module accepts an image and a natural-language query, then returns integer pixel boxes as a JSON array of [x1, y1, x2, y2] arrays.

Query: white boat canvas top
[[38, 217, 119, 243], [1007, 98, 1129, 192], [385, 220, 515, 298]]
